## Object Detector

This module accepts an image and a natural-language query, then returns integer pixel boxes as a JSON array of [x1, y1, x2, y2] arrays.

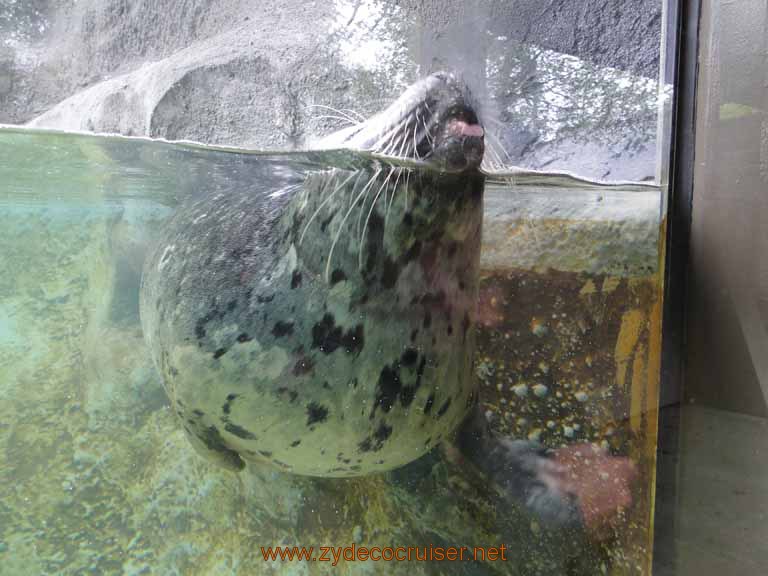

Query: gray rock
[[5, 0, 661, 180]]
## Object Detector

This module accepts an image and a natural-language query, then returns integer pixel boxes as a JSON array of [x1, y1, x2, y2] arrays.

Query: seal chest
[[140, 73, 486, 477]]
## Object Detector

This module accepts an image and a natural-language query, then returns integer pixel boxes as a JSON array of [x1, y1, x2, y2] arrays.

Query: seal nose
[[446, 119, 485, 139]]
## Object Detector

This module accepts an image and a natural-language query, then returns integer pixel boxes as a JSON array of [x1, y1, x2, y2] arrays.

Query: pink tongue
[[448, 119, 484, 138]]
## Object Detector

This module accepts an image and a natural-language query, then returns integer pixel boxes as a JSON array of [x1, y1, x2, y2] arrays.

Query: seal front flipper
[[455, 406, 582, 528], [181, 416, 245, 472]]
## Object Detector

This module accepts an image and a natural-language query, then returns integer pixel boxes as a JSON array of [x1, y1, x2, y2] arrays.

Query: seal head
[[321, 71, 484, 171]]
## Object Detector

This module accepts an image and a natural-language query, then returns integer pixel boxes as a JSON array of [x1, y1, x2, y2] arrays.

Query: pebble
[[532, 384, 548, 398], [512, 384, 529, 398], [574, 391, 589, 402], [530, 319, 549, 337]]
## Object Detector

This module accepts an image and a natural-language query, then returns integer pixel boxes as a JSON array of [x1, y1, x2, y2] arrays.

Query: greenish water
[[0, 126, 664, 575]]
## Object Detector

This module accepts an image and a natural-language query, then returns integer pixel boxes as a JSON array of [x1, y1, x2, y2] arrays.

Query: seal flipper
[[455, 406, 582, 528], [182, 420, 245, 472]]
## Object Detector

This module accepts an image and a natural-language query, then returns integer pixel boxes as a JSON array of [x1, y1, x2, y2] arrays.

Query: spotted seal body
[[140, 73, 487, 476]]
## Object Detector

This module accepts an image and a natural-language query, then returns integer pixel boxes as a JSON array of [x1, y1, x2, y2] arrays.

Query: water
[[0, 125, 664, 575]]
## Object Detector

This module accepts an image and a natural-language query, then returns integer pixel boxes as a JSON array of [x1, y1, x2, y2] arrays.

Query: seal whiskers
[[298, 169, 356, 245], [325, 165, 382, 282]]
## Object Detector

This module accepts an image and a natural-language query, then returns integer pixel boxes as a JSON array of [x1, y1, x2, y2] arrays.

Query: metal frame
[[653, 0, 702, 573]]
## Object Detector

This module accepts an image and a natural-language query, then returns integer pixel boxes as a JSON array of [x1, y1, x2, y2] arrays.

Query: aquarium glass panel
[[0, 1, 671, 575]]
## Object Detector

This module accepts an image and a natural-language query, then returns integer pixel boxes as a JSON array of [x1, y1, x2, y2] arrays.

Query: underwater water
[[0, 126, 664, 576]]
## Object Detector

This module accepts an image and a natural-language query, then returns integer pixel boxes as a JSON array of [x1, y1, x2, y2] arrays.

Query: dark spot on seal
[[330, 268, 347, 285], [358, 422, 392, 452], [424, 436, 432, 445], [362, 211, 385, 276], [259, 450, 272, 458], [290, 439, 301, 447], [237, 332, 252, 343], [420, 290, 447, 308], [272, 321, 294, 338], [381, 257, 398, 289], [194, 303, 228, 343], [403, 213, 413, 226], [292, 355, 315, 376], [224, 422, 257, 440], [400, 348, 418, 367], [311, 314, 364, 355], [375, 422, 393, 442], [213, 347, 227, 359], [400, 385, 416, 408], [277, 387, 299, 403], [437, 397, 452, 418], [424, 393, 435, 415], [306, 402, 329, 426], [227, 299, 237, 312], [447, 324, 453, 335], [373, 354, 427, 417], [222, 393, 239, 415], [291, 270, 302, 289], [410, 329, 419, 342], [423, 311, 432, 328], [320, 212, 334, 232], [358, 438, 372, 452], [192, 409, 205, 417], [322, 381, 331, 389], [371, 365, 400, 417], [229, 246, 253, 260], [257, 294, 274, 303]]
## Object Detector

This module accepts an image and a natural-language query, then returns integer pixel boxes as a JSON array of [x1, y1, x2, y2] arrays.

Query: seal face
[[140, 73, 486, 476]]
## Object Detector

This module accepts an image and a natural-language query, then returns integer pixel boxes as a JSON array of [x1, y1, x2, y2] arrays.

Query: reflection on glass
[[0, 1, 670, 575]]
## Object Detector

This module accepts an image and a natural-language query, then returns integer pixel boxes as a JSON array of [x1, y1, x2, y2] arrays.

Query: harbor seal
[[140, 72, 632, 528], [140, 72, 486, 477]]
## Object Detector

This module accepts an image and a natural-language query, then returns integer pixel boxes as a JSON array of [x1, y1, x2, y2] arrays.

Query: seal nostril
[[446, 119, 485, 139], [461, 123, 484, 138]]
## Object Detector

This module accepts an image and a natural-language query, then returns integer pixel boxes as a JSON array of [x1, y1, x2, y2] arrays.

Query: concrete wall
[[686, 0, 768, 417]]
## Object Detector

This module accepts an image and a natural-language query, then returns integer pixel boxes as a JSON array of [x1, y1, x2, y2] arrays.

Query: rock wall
[[2, 0, 662, 180]]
